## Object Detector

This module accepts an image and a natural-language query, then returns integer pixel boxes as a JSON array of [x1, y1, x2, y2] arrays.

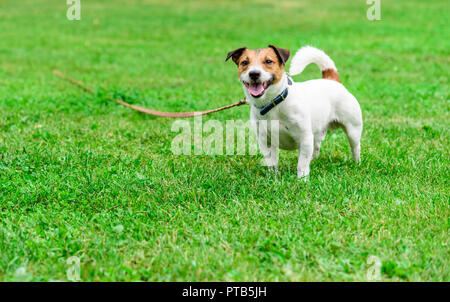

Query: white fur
[[289, 45, 337, 75], [243, 46, 363, 180]]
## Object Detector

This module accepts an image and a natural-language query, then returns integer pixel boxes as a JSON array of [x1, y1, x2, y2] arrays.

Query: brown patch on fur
[[322, 69, 340, 82], [235, 49, 255, 76], [258, 48, 285, 84]]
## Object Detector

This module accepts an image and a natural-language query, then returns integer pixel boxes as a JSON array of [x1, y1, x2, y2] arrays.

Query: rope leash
[[52, 70, 248, 118]]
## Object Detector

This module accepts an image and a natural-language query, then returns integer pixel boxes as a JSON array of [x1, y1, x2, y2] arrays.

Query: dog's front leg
[[259, 135, 278, 173], [297, 134, 313, 181], [256, 120, 278, 173]]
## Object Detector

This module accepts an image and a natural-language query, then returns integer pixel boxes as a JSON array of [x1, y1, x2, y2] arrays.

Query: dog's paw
[[268, 165, 278, 174], [297, 170, 309, 182], [298, 176, 309, 182]]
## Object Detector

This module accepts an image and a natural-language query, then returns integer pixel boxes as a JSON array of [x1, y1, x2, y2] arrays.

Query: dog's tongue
[[248, 83, 264, 96]]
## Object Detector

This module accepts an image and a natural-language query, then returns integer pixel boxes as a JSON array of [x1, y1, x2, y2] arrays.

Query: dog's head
[[226, 45, 290, 100]]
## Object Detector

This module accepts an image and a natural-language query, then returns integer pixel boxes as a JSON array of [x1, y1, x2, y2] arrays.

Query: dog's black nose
[[249, 71, 261, 81]]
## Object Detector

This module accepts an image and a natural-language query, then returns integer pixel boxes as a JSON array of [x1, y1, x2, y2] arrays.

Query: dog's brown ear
[[268, 45, 290, 65], [226, 47, 247, 65]]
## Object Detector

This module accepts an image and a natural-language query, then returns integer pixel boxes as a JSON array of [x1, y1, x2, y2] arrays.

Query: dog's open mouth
[[243, 80, 273, 98]]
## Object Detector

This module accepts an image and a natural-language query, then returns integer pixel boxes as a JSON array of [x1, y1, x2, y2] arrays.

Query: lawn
[[0, 0, 448, 281]]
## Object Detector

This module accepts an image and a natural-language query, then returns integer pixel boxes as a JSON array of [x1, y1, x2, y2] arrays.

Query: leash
[[52, 70, 248, 118]]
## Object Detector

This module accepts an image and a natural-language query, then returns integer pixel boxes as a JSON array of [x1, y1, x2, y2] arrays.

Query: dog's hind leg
[[313, 129, 327, 159], [297, 134, 314, 180], [343, 123, 362, 163]]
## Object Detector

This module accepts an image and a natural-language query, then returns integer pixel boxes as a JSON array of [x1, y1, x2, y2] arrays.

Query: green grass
[[0, 0, 449, 281]]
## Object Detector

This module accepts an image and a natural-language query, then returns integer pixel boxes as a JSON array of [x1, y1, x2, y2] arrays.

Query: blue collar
[[259, 77, 292, 116]]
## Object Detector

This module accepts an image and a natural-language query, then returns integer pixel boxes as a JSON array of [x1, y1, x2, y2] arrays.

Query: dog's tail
[[289, 46, 340, 82]]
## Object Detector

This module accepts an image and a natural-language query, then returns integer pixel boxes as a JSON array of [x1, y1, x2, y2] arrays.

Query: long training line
[[52, 70, 247, 118]]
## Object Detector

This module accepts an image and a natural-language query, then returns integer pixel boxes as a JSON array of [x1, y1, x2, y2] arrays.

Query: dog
[[226, 45, 363, 179]]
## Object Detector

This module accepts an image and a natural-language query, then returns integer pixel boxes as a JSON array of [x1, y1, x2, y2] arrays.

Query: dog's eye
[[265, 59, 273, 64], [241, 60, 249, 66]]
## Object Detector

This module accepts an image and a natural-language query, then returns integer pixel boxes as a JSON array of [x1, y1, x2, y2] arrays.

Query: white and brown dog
[[226, 45, 363, 179]]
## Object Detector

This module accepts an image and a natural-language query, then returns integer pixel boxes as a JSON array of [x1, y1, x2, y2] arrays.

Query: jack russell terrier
[[226, 45, 363, 180]]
